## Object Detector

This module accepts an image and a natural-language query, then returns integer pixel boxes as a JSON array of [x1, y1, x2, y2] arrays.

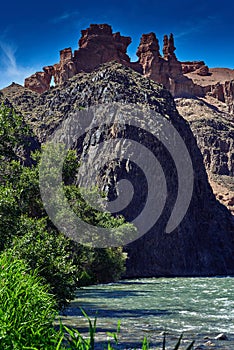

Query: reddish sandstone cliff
[[24, 23, 234, 113], [25, 24, 134, 92]]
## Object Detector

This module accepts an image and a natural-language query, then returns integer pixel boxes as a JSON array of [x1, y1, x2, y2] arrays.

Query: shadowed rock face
[[176, 98, 234, 177], [7, 62, 234, 277]]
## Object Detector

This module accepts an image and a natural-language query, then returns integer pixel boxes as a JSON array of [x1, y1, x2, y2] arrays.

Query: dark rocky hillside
[[1, 62, 234, 277]]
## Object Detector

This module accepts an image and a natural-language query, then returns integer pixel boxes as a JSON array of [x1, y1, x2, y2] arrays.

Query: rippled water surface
[[60, 278, 234, 348]]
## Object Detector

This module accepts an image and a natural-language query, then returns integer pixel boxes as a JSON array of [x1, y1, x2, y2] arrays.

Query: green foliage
[[0, 250, 59, 350], [141, 337, 149, 350], [0, 103, 30, 161], [0, 185, 19, 250], [63, 149, 80, 185], [0, 154, 129, 306], [10, 217, 78, 309], [65, 184, 138, 247], [0, 104, 134, 308], [107, 320, 121, 349], [88, 247, 127, 284], [62, 309, 97, 350]]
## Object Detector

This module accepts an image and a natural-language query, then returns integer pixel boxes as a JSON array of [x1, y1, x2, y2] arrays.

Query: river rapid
[[59, 277, 234, 349]]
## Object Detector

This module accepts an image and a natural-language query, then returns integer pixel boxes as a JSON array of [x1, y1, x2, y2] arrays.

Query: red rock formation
[[43, 65, 55, 76], [163, 35, 169, 59], [224, 80, 234, 113], [209, 83, 225, 102], [211, 80, 234, 113], [25, 24, 133, 92], [53, 48, 77, 85], [24, 71, 52, 94], [23, 24, 201, 97], [181, 61, 206, 74], [168, 33, 176, 58], [24, 24, 196, 96], [60, 47, 73, 61], [74, 24, 132, 73], [196, 65, 209, 76], [163, 34, 176, 59], [23, 23, 233, 109], [136, 33, 165, 83], [136, 32, 194, 96]]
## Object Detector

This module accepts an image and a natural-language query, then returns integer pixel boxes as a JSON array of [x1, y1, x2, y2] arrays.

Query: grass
[[0, 251, 59, 349]]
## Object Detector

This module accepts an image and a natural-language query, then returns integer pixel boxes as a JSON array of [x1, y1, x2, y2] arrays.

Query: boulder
[[215, 333, 228, 340]]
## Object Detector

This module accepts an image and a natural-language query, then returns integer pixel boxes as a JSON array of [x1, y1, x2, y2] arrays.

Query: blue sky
[[0, 0, 234, 89]]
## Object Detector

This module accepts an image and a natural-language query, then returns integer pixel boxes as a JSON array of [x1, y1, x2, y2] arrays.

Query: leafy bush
[[10, 216, 78, 309], [0, 103, 37, 165], [0, 105, 135, 308], [0, 185, 19, 250]]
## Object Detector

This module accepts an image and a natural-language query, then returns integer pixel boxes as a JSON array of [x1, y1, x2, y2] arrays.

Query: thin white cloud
[[175, 16, 218, 39], [175, 27, 201, 39], [51, 11, 80, 24], [0, 41, 17, 74], [0, 41, 36, 89]]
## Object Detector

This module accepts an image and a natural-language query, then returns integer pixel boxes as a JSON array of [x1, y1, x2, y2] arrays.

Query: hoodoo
[[24, 24, 234, 113]]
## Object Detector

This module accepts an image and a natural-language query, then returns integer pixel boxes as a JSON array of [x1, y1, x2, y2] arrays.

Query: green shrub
[[0, 103, 30, 161], [10, 216, 78, 309]]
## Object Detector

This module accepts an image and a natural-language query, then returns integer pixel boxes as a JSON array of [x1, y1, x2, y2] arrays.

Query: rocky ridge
[[2, 62, 234, 277]]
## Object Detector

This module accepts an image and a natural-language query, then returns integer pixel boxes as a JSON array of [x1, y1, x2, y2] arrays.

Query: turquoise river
[[59, 277, 234, 349]]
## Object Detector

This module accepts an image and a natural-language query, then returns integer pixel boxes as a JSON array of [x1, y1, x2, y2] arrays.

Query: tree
[[0, 104, 136, 308]]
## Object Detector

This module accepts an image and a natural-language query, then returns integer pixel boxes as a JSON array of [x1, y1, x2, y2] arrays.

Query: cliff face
[[176, 98, 234, 177], [184, 68, 234, 115], [176, 96, 234, 215], [4, 63, 234, 277]]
